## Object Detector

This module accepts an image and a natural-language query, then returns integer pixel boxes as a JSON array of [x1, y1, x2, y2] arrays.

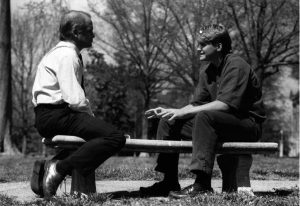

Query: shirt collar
[[216, 53, 232, 74], [57, 41, 81, 56]]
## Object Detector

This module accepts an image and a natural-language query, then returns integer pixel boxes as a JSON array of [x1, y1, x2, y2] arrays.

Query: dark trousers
[[155, 110, 261, 176], [34, 103, 126, 176]]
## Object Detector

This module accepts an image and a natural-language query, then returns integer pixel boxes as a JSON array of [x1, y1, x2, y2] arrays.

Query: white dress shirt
[[32, 41, 93, 116]]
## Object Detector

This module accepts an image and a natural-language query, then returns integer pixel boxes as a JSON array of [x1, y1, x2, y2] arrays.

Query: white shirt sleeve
[[56, 53, 94, 116]]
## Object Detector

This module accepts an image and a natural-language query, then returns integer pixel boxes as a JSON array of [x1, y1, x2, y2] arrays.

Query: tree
[[225, 0, 299, 82], [85, 49, 135, 133], [89, 0, 175, 139], [0, 0, 20, 154], [87, 0, 299, 144], [223, 0, 299, 146], [11, 1, 66, 154], [263, 66, 299, 156], [154, 0, 225, 103]]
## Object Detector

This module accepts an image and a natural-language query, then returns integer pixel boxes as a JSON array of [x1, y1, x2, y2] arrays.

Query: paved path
[[0, 179, 298, 203]]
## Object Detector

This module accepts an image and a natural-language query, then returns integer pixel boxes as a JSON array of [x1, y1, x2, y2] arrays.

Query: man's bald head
[[59, 10, 92, 41]]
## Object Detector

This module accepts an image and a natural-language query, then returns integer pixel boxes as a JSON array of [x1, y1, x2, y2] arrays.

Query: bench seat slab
[[42, 135, 278, 154]]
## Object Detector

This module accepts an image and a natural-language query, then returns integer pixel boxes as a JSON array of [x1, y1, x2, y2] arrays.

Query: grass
[[0, 154, 299, 205], [0, 189, 299, 206], [94, 154, 299, 181], [0, 154, 297, 183]]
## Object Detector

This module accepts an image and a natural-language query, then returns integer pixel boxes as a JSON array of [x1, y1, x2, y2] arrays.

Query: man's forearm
[[180, 101, 229, 116], [68, 99, 94, 116]]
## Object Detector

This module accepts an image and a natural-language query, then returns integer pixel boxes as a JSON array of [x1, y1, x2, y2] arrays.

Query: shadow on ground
[[103, 190, 145, 199], [103, 187, 297, 200], [255, 187, 297, 197]]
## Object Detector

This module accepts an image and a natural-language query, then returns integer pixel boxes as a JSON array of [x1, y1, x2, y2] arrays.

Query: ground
[[0, 154, 299, 205]]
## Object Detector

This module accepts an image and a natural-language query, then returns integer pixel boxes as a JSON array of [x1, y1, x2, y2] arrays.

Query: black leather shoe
[[43, 160, 65, 198], [169, 183, 213, 199], [140, 181, 181, 197], [30, 160, 46, 197]]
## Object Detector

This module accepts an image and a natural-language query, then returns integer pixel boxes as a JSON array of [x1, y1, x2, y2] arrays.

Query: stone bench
[[40, 135, 278, 195]]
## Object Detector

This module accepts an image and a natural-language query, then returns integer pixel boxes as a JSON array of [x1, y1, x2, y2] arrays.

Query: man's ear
[[72, 27, 80, 38], [216, 43, 222, 52]]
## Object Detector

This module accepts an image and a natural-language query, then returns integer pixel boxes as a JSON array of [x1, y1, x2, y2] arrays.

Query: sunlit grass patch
[[0, 187, 299, 206], [0, 154, 298, 182], [0, 193, 111, 206], [0, 194, 19, 206], [98, 189, 299, 206]]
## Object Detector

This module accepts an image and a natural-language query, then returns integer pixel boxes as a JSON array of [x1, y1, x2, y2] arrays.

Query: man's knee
[[117, 132, 127, 147], [107, 131, 126, 148], [157, 119, 174, 140], [157, 118, 168, 127]]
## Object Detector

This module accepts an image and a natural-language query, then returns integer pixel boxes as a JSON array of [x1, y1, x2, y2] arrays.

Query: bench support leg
[[70, 170, 96, 195], [52, 148, 97, 195], [217, 154, 253, 194]]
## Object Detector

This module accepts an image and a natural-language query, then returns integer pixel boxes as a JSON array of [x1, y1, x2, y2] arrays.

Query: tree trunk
[[135, 96, 148, 139], [142, 117, 148, 140], [135, 96, 150, 157], [0, 0, 20, 155], [22, 134, 27, 154]]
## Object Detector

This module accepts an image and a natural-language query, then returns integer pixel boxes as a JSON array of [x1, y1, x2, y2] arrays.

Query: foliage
[[85, 49, 135, 133], [90, 0, 174, 107], [11, 1, 67, 154], [153, 0, 218, 90], [224, 0, 299, 81], [89, 0, 299, 102], [262, 67, 299, 155], [88, 0, 198, 138], [7, 0, 299, 153], [87, 0, 299, 142]]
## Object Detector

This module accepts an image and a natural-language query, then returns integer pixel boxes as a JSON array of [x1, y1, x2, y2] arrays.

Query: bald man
[[31, 11, 126, 198]]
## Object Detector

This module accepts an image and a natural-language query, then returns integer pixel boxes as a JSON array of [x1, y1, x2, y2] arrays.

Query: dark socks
[[194, 171, 212, 188], [163, 173, 179, 185]]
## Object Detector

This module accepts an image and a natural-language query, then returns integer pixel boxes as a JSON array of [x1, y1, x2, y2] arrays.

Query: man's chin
[[83, 43, 93, 49]]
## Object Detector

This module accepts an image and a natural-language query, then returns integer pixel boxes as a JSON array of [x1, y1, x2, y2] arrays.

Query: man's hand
[[157, 108, 186, 122], [145, 107, 165, 119], [145, 107, 186, 122]]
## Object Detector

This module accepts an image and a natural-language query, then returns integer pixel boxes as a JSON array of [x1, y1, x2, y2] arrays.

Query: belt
[[35, 103, 69, 110]]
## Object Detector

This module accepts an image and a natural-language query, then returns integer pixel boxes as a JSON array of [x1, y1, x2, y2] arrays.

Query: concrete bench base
[[217, 154, 253, 193], [40, 135, 278, 195], [71, 170, 96, 194]]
